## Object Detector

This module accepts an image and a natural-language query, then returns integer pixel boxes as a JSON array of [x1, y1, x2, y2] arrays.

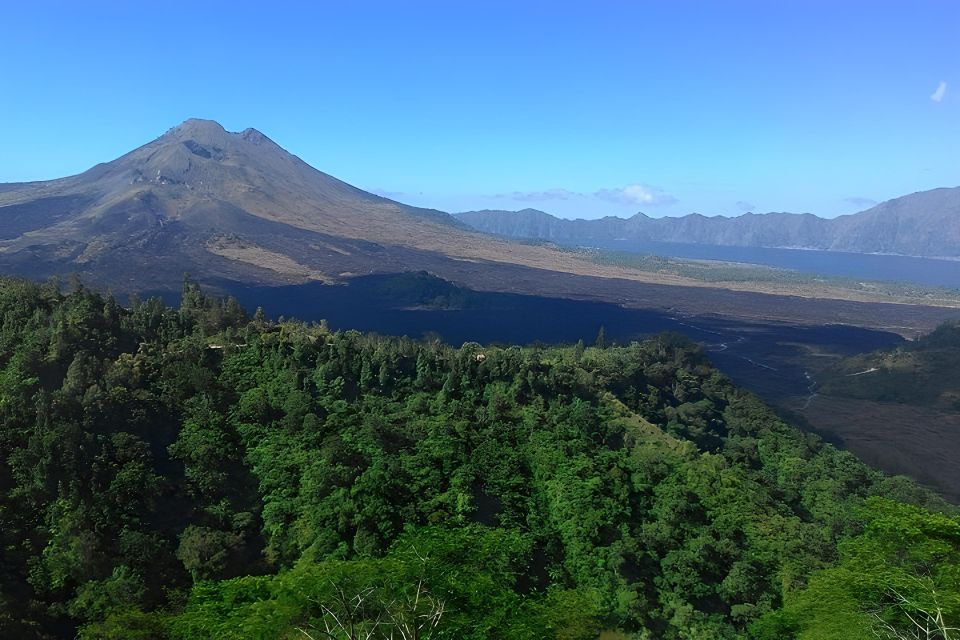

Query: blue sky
[[1, 0, 957, 219]]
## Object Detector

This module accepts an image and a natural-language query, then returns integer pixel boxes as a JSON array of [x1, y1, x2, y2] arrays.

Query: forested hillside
[[0, 278, 955, 639], [819, 320, 960, 408]]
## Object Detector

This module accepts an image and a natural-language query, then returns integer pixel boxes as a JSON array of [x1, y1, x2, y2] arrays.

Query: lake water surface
[[577, 239, 960, 289]]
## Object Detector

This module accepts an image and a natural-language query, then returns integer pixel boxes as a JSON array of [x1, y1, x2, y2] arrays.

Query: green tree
[[754, 498, 960, 640]]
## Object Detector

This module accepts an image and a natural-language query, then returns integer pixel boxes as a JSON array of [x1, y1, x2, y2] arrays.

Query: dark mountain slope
[[829, 187, 960, 256]]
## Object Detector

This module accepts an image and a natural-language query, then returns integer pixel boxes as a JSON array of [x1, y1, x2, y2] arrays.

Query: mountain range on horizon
[[0, 117, 958, 316], [456, 185, 960, 258]]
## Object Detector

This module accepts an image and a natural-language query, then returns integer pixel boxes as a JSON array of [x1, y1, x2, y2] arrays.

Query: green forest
[[819, 320, 960, 409], [0, 277, 957, 639]]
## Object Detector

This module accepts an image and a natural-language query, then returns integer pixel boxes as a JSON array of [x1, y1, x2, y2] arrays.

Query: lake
[[574, 239, 960, 289]]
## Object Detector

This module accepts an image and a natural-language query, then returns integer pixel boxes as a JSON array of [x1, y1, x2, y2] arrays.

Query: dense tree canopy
[[819, 319, 960, 408], [753, 498, 960, 640], [0, 277, 952, 639]]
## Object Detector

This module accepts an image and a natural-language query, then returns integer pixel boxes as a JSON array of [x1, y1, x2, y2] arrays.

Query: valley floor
[[792, 395, 960, 502]]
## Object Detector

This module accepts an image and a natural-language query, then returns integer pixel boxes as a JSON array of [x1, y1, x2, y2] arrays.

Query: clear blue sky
[[1, 0, 957, 219]]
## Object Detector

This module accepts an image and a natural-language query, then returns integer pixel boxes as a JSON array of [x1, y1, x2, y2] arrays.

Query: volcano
[[0, 118, 555, 292], [1, 119, 958, 337]]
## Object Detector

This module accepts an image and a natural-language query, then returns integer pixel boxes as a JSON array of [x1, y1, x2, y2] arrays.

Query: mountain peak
[[0, 118, 475, 292], [239, 127, 272, 146], [166, 118, 227, 138], [160, 119, 279, 151]]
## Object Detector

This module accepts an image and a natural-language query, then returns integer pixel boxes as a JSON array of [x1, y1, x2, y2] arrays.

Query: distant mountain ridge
[[456, 187, 960, 257]]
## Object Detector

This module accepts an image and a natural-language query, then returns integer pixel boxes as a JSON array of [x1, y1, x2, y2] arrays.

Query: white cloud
[[492, 183, 677, 209], [931, 81, 947, 103], [495, 188, 579, 202], [594, 184, 677, 207], [735, 200, 755, 212]]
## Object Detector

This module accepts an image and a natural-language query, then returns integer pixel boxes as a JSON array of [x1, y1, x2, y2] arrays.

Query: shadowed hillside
[[818, 320, 960, 408]]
